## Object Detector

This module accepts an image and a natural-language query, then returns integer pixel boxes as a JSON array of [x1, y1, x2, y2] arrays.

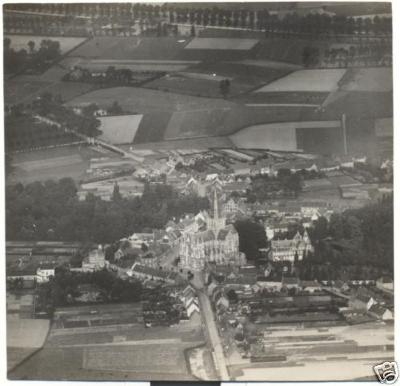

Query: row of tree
[[5, 4, 392, 37]]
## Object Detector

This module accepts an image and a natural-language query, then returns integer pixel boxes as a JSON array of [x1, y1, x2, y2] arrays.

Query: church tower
[[207, 189, 226, 235]]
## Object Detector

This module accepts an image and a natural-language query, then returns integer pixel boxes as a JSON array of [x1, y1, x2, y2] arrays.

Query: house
[[82, 245, 106, 271], [216, 295, 230, 310], [301, 280, 321, 293], [256, 279, 282, 292], [282, 277, 300, 290], [186, 299, 200, 318], [36, 264, 55, 283], [368, 304, 393, 321], [349, 291, 376, 311], [128, 233, 154, 248], [333, 280, 350, 293], [376, 276, 394, 292], [207, 281, 219, 297], [129, 263, 181, 284]]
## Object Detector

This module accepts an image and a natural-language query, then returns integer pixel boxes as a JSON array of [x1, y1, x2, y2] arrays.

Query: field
[[184, 38, 259, 50], [145, 62, 293, 98], [5, 78, 97, 105], [98, 114, 143, 144], [70, 37, 189, 60], [340, 68, 392, 92], [8, 145, 105, 185], [7, 293, 50, 371], [229, 120, 341, 151], [74, 59, 198, 72], [255, 69, 347, 93], [5, 35, 87, 54], [9, 303, 204, 381]]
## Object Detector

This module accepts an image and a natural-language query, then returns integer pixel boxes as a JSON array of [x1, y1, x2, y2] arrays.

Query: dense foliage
[[6, 178, 210, 244], [246, 169, 302, 202], [300, 195, 393, 279], [4, 38, 61, 74], [234, 219, 267, 260], [36, 268, 143, 312]]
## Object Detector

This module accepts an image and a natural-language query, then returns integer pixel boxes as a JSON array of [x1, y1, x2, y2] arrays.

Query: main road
[[193, 274, 230, 381]]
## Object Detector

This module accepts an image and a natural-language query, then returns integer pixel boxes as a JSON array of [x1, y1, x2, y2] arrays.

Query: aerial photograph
[[4, 1, 394, 383]]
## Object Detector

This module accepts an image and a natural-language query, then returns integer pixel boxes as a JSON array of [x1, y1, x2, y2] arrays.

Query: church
[[179, 190, 245, 271]]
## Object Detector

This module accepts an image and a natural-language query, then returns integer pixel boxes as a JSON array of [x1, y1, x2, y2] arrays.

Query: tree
[[227, 289, 238, 303], [190, 24, 196, 36], [28, 40, 35, 53], [108, 100, 123, 115], [112, 182, 122, 202], [219, 78, 230, 98]]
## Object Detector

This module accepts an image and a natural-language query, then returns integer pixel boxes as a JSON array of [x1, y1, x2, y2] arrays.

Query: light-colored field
[[185, 38, 259, 50], [5, 35, 87, 54], [340, 68, 392, 92], [230, 120, 341, 151], [7, 293, 50, 370], [7, 316, 50, 349], [98, 115, 143, 144], [237, 359, 381, 381], [255, 69, 347, 92]]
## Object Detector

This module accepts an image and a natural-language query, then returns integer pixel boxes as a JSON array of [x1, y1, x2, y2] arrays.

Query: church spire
[[213, 188, 219, 220]]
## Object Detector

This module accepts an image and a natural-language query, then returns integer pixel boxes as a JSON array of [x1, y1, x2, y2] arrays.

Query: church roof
[[217, 224, 236, 240]]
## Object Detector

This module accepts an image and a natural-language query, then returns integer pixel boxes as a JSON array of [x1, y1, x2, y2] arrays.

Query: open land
[[9, 303, 205, 381], [8, 145, 109, 185]]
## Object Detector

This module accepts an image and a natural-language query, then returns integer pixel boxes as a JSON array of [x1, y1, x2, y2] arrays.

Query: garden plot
[[185, 38, 259, 50], [98, 114, 143, 144], [255, 69, 347, 93]]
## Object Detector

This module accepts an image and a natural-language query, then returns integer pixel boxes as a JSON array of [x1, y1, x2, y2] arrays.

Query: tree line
[[6, 178, 210, 244], [5, 4, 392, 38]]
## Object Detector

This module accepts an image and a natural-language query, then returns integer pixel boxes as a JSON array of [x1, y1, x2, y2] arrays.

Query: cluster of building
[[141, 284, 199, 327], [6, 242, 108, 288]]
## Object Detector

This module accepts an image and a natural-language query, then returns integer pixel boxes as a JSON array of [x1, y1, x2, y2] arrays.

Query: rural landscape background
[[4, 1, 394, 382]]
